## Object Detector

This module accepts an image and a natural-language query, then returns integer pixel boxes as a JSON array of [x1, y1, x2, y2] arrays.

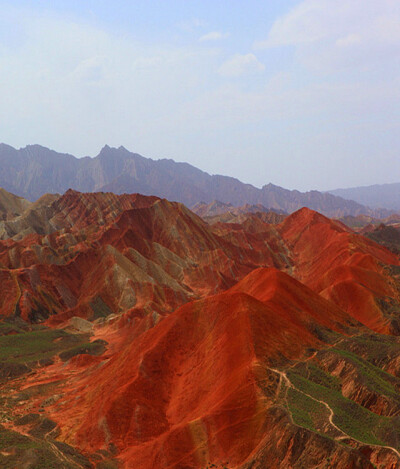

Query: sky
[[0, 0, 399, 191]]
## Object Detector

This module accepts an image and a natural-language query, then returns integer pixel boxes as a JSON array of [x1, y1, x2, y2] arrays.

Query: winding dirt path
[[271, 368, 346, 437], [269, 367, 400, 460]]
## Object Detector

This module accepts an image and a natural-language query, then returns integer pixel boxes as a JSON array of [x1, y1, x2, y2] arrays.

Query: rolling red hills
[[1, 189, 400, 468]]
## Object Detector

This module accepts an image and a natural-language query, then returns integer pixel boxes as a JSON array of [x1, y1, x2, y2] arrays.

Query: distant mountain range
[[329, 183, 400, 211], [0, 143, 393, 218]]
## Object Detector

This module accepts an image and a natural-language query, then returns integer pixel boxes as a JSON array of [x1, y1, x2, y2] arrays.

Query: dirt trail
[[269, 367, 400, 461]]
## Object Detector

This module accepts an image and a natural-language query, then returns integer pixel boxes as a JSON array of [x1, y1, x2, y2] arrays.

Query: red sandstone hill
[[279, 208, 399, 333], [1, 190, 400, 469], [44, 268, 357, 468]]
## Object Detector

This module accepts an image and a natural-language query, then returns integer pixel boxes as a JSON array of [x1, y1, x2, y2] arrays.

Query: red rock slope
[[278, 208, 399, 332]]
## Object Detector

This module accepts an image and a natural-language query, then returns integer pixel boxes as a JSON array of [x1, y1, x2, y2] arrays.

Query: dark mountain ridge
[[0, 143, 392, 218]]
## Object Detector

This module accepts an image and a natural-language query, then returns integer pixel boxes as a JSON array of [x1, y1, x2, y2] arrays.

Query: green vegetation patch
[[332, 348, 400, 402], [287, 387, 324, 432], [0, 425, 74, 469], [0, 328, 75, 364], [287, 369, 400, 447], [90, 296, 113, 320], [366, 227, 400, 255], [0, 322, 26, 336], [294, 362, 342, 392], [0, 424, 35, 451], [59, 339, 107, 362], [15, 413, 40, 426], [333, 333, 400, 368], [0, 320, 107, 383]]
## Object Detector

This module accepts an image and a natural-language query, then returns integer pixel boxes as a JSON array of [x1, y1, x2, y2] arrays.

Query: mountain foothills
[[1, 188, 400, 468], [0, 143, 393, 218]]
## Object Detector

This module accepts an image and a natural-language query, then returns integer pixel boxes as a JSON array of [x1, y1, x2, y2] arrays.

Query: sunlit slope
[[278, 208, 399, 332]]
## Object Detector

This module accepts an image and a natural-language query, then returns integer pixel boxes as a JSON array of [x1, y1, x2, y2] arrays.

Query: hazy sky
[[1, 0, 399, 191]]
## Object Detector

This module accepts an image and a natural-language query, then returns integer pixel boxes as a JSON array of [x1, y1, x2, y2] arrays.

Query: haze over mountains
[[329, 183, 400, 211], [0, 143, 394, 218]]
